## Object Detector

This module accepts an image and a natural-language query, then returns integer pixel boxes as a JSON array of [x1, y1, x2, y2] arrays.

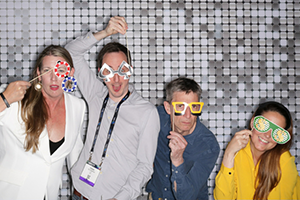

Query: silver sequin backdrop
[[0, 1, 299, 199]]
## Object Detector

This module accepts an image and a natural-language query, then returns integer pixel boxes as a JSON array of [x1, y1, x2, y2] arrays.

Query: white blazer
[[0, 93, 86, 200]]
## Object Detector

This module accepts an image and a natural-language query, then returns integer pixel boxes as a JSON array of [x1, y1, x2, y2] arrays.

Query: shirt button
[[167, 161, 170, 163], [164, 188, 167, 191], [175, 171, 178, 173], [166, 175, 168, 177]]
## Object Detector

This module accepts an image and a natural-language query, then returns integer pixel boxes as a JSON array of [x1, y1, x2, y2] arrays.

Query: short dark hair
[[97, 42, 132, 69], [165, 77, 202, 103]]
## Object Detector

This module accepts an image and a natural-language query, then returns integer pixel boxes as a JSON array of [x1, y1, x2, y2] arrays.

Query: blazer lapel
[[48, 93, 70, 162], [39, 128, 51, 163]]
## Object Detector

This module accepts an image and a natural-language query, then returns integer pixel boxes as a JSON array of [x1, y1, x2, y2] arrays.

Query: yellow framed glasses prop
[[172, 102, 204, 116], [253, 116, 291, 144]]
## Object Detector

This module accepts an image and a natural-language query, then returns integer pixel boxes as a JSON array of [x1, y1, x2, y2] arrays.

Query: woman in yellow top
[[214, 101, 300, 200]]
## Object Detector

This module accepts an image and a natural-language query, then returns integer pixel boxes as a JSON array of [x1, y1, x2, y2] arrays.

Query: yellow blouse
[[214, 141, 299, 200]]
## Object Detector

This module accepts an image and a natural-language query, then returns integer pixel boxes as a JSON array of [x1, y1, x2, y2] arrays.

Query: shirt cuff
[[85, 31, 99, 44], [171, 163, 185, 184], [220, 163, 234, 176]]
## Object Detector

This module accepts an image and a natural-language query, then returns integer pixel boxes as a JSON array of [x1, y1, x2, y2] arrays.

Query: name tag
[[79, 160, 101, 187]]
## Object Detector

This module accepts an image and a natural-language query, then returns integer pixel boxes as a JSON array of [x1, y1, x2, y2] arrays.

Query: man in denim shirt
[[146, 77, 220, 200]]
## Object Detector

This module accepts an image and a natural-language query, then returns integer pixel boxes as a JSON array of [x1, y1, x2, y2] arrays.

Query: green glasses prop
[[253, 116, 291, 144]]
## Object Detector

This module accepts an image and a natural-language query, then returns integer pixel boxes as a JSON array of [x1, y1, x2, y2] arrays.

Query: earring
[[62, 76, 77, 92], [34, 81, 42, 91]]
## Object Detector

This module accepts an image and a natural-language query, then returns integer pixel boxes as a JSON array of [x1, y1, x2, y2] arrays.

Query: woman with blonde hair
[[214, 101, 299, 200], [0, 45, 86, 200]]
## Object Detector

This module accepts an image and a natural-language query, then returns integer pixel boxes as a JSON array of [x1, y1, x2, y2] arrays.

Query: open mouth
[[50, 85, 59, 90], [113, 85, 121, 92]]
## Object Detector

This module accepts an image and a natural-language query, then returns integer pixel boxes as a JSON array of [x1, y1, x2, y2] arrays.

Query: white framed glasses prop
[[54, 61, 70, 78], [98, 61, 133, 82], [30, 61, 71, 83]]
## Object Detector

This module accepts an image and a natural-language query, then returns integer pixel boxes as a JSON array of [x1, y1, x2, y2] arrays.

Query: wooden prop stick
[[126, 31, 131, 66], [172, 109, 175, 131], [29, 69, 53, 83]]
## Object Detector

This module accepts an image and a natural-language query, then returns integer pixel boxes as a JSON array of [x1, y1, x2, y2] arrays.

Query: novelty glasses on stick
[[98, 61, 133, 82], [253, 116, 291, 144], [29, 61, 76, 92], [29, 61, 71, 83], [54, 61, 70, 78], [172, 102, 204, 116]]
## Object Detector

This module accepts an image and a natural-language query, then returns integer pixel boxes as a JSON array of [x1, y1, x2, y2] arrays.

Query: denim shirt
[[146, 105, 220, 200]]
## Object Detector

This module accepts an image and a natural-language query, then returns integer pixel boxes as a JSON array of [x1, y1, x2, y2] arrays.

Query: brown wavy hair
[[250, 101, 293, 200], [20, 45, 74, 153]]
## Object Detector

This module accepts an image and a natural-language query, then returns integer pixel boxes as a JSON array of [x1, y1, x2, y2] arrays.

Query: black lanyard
[[88, 91, 130, 165]]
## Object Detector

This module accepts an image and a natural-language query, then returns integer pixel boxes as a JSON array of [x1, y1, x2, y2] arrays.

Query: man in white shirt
[[66, 16, 160, 200]]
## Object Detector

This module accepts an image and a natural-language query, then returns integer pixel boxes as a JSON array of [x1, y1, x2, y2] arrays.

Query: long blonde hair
[[251, 101, 293, 200], [21, 45, 74, 153]]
